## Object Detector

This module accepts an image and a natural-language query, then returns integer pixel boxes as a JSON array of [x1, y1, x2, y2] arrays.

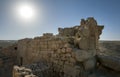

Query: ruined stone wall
[[15, 17, 104, 77], [58, 27, 76, 37], [17, 34, 68, 65]]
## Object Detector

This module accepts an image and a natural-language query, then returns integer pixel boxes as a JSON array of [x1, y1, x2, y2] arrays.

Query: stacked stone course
[[14, 17, 104, 77]]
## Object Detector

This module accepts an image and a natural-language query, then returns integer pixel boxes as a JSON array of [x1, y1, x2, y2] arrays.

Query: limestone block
[[69, 58, 76, 63], [61, 48, 66, 53], [57, 49, 61, 54], [13, 65, 38, 77], [71, 52, 76, 58], [59, 61, 64, 66], [65, 53, 71, 58], [83, 57, 96, 71], [75, 50, 93, 62], [78, 38, 89, 50], [25, 75, 37, 77], [61, 55, 66, 61], [66, 48, 72, 53], [63, 64, 80, 77]]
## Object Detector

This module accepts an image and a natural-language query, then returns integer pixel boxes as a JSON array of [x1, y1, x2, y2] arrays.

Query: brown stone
[[8, 17, 104, 77]]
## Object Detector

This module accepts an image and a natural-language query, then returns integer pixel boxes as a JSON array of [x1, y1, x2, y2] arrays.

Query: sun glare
[[18, 4, 35, 20]]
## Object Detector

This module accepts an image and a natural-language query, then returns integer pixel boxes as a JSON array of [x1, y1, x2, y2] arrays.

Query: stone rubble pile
[[24, 61, 50, 77], [13, 66, 37, 77]]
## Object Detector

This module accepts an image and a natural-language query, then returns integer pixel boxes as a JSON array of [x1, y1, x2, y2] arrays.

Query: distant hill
[[0, 40, 17, 48]]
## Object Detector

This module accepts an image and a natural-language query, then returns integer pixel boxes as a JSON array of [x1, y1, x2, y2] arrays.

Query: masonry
[[12, 17, 105, 77]]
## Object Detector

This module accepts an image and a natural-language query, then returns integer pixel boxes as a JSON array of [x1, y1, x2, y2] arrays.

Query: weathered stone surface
[[74, 17, 104, 50], [13, 17, 104, 77], [63, 64, 80, 77], [25, 75, 37, 77], [13, 65, 37, 77], [97, 55, 120, 72], [2, 18, 120, 77], [0, 17, 105, 77], [75, 49, 95, 62], [58, 27, 75, 37], [83, 57, 96, 71]]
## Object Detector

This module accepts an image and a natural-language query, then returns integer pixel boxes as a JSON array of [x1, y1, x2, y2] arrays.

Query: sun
[[18, 4, 35, 20]]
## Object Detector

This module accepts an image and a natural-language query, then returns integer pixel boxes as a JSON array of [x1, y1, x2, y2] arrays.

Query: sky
[[0, 0, 120, 40]]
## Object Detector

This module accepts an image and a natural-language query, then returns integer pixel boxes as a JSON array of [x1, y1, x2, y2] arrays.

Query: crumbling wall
[[58, 27, 76, 37], [15, 17, 104, 77], [17, 34, 68, 65]]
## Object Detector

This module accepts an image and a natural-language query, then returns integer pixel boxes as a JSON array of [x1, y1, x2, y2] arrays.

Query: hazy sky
[[0, 0, 120, 40]]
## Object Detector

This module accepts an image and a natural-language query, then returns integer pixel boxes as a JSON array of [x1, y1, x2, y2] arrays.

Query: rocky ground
[[99, 41, 120, 57], [96, 41, 120, 77]]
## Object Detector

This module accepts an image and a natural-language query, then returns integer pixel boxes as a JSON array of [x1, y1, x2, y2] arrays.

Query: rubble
[[0, 17, 111, 77]]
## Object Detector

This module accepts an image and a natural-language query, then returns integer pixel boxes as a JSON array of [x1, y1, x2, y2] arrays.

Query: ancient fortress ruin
[[12, 17, 104, 77], [2, 17, 120, 77]]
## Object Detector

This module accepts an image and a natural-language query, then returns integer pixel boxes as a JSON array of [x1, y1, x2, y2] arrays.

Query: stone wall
[[15, 17, 104, 77], [17, 35, 68, 65]]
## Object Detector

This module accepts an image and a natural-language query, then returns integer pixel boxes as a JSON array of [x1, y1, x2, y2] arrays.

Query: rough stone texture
[[23, 61, 51, 77], [0, 17, 107, 77], [74, 18, 104, 50], [0, 17, 120, 77], [13, 66, 37, 77], [96, 41, 120, 73], [97, 55, 120, 72], [12, 17, 104, 77]]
